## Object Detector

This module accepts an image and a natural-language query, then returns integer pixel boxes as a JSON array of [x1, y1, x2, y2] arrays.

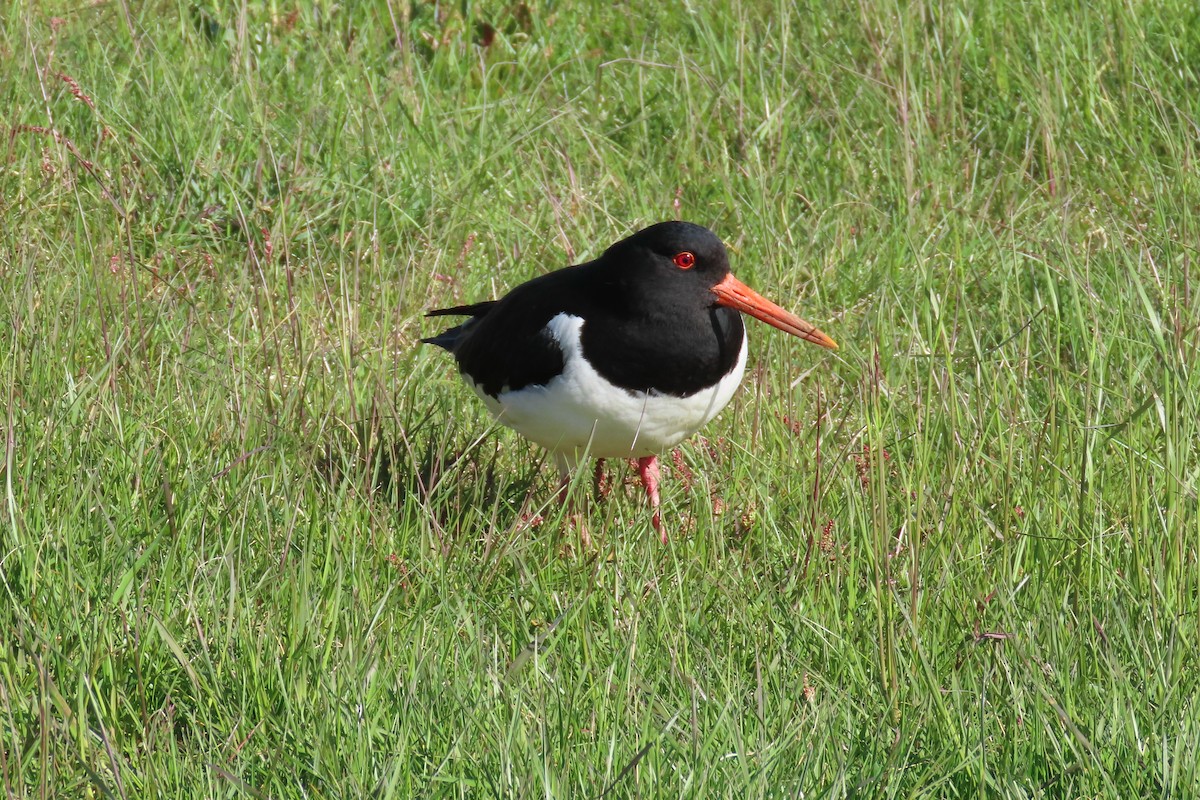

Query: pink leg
[[636, 455, 664, 542]]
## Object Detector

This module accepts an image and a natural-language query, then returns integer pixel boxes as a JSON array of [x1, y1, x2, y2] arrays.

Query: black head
[[601, 221, 732, 300], [598, 221, 839, 350]]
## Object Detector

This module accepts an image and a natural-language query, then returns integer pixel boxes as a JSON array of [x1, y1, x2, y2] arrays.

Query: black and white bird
[[423, 221, 837, 540]]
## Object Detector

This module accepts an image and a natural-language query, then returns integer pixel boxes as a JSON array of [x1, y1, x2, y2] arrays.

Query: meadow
[[2, 0, 1198, 796]]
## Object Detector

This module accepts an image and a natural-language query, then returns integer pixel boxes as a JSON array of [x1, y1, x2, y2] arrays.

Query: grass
[[2, 0, 1199, 796]]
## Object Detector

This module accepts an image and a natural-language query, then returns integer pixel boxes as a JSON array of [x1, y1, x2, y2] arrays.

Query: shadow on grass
[[313, 406, 550, 553]]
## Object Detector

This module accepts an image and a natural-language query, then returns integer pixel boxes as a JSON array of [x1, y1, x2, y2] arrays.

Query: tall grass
[[2, 0, 1197, 796]]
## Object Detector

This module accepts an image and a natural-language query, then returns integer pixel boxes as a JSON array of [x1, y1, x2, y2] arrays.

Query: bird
[[422, 221, 837, 541]]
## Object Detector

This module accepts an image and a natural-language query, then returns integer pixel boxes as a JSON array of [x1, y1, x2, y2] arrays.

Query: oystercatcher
[[423, 221, 837, 540]]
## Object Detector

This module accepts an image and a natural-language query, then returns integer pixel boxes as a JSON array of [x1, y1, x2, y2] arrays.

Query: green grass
[[3, 0, 1199, 796]]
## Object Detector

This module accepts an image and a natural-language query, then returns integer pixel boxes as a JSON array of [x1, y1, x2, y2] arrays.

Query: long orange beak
[[712, 273, 838, 350]]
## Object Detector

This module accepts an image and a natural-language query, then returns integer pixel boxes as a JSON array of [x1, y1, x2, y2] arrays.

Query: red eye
[[673, 251, 696, 269]]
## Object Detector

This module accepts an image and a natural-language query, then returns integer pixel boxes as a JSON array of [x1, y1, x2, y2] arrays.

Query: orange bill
[[712, 273, 838, 350]]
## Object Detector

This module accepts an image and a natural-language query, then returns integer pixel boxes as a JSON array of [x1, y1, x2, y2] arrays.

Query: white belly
[[466, 313, 747, 469]]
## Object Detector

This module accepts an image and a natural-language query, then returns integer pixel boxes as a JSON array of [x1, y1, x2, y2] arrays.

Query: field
[[3, 1, 1199, 797]]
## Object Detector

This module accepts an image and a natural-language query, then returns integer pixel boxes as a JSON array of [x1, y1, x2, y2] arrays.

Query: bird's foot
[[636, 455, 666, 543]]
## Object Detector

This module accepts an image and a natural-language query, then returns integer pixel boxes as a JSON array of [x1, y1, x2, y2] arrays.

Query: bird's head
[[605, 221, 838, 350]]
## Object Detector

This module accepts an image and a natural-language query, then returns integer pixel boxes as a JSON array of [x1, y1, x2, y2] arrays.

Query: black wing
[[421, 265, 598, 396]]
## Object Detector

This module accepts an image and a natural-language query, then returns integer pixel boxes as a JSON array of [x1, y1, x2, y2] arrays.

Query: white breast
[[465, 313, 748, 471]]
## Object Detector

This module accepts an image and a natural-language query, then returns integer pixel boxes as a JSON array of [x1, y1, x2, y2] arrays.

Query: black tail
[[425, 300, 498, 318], [420, 301, 498, 352]]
